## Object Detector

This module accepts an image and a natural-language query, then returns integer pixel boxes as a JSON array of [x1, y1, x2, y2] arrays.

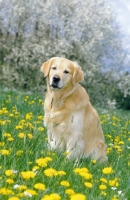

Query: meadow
[[0, 87, 130, 200]]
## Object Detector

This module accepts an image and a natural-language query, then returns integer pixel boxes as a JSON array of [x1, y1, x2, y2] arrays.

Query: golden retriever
[[41, 57, 108, 162]]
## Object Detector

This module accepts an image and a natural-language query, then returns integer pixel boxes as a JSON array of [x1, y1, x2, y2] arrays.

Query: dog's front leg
[[66, 135, 85, 160]]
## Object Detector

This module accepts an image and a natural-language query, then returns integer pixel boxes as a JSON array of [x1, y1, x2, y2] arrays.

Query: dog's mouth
[[50, 84, 63, 90]]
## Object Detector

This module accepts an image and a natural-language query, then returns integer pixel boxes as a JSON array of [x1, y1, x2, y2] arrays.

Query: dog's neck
[[49, 84, 77, 100]]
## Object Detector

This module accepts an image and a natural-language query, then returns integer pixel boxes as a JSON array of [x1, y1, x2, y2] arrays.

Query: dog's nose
[[53, 75, 60, 83]]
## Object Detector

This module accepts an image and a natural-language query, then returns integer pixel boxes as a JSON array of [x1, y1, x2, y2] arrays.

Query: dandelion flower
[[18, 133, 25, 138], [74, 167, 89, 174], [8, 137, 14, 141], [8, 197, 20, 200], [5, 170, 14, 176], [109, 179, 119, 187], [84, 182, 93, 188], [24, 189, 38, 197], [81, 172, 92, 180], [44, 168, 58, 177], [99, 184, 107, 190], [16, 150, 23, 156], [27, 133, 33, 139], [42, 193, 61, 200], [60, 180, 70, 187], [6, 179, 14, 184], [32, 166, 39, 172], [36, 157, 52, 167], [65, 189, 75, 195], [0, 187, 14, 195], [13, 184, 27, 190], [26, 113, 32, 120], [102, 167, 113, 174], [16, 125, 23, 130], [100, 178, 108, 184], [91, 160, 97, 164], [1, 149, 10, 155], [34, 183, 46, 190], [38, 127, 44, 131], [21, 171, 36, 180], [70, 193, 86, 200], [58, 170, 66, 176], [112, 195, 118, 200]]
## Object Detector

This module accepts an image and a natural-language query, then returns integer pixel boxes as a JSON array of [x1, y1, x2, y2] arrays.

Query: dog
[[41, 57, 108, 162]]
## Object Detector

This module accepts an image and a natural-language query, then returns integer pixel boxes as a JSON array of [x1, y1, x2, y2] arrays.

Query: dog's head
[[41, 57, 84, 90]]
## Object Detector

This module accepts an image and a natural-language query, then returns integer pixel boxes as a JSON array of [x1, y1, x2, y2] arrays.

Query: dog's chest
[[70, 109, 85, 133], [48, 109, 85, 135]]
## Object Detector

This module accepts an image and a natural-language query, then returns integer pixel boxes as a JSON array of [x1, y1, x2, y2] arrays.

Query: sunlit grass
[[0, 87, 130, 200]]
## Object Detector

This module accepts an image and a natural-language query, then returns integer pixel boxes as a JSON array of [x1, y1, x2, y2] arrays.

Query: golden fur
[[41, 57, 108, 162]]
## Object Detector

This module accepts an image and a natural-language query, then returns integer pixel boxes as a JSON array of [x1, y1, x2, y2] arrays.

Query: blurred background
[[0, 0, 130, 109]]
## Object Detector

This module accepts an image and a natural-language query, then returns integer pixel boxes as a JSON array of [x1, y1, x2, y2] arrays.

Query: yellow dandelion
[[24, 189, 38, 196], [70, 193, 86, 200], [84, 182, 93, 188], [109, 179, 119, 187], [118, 141, 124, 145], [9, 113, 14, 117], [21, 171, 36, 180], [5, 170, 14, 176], [26, 113, 32, 120], [8, 137, 14, 141], [112, 195, 118, 200], [27, 134, 33, 139], [6, 179, 14, 184], [57, 170, 66, 176], [13, 184, 27, 190], [100, 178, 108, 184], [8, 196, 20, 200], [38, 127, 45, 131], [32, 166, 39, 172], [38, 115, 44, 120], [42, 193, 61, 200], [60, 180, 70, 187], [44, 168, 58, 177], [3, 133, 12, 137], [102, 167, 113, 174], [74, 167, 89, 174], [16, 150, 23, 156], [99, 184, 107, 190], [36, 157, 52, 167], [0, 187, 14, 195], [18, 133, 25, 138], [91, 160, 97, 164], [1, 149, 10, 155], [0, 142, 5, 147], [34, 183, 46, 190], [65, 189, 75, 195], [16, 125, 23, 130], [81, 172, 92, 180]]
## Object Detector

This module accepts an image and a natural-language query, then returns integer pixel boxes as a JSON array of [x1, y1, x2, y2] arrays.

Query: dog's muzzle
[[50, 75, 61, 89]]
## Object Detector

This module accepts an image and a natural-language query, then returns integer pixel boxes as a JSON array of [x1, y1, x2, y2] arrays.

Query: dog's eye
[[52, 66, 57, 70], [64, 70, 69, 74]]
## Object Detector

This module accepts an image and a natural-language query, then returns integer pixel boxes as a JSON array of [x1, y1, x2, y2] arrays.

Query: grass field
[[0, 87, 130, 200]]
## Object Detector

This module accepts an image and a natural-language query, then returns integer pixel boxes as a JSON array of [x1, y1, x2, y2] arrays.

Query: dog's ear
[[41, 57, 57, 77], [41, 60, 50, 77], [72, 62, 84, 85]]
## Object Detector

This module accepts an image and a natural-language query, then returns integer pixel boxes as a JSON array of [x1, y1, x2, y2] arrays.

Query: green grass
[[0, 87, 130, 200]]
